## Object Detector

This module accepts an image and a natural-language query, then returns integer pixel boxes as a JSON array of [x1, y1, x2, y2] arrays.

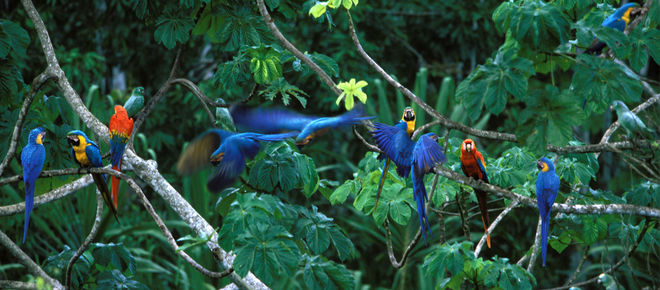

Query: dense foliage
[[1, 0, 659, 289]]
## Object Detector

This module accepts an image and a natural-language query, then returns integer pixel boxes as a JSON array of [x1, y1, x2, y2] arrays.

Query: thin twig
[[456, 189, 471, 241], [527, 218, 543, 272], [170, 78, 218, 122], [0, 71, 54, 177], [564, 245, 591, 286], [352, 126, 382, 153], [65, 188, 104, 288], [256, 0, 342, 96], [547, 139, 657, 154], [0, 230, 63, 289], [474, 200, 519, 256]]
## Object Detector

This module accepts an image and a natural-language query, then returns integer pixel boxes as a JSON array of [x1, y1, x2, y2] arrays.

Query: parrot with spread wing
[[611, 100, 656, 140], [109, 105, 134, 209], [229, 105, 374, 146], [176, 129, 299, 192], [20, 127, 46, 243], [371, 110, 446, 242], [370, 107, 416, 212], [536, 157, 559, 267], [584, 3, 639, 55], [67, 130, 118, 222], [460, 139, 492, 248]]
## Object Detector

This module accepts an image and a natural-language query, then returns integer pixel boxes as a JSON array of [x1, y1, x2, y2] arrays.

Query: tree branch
[[170, 78, 219, 122], [256, 0, 342, 96], [547, 139, 657, 154], [0, 175, 93, 216], [65, 188, 104, 288], [0, 280, 36, 289], [526, 217, 542, 272], [474, 200, 519, 256], [0, 71, 54, 177], [0, 230, 63, 289]]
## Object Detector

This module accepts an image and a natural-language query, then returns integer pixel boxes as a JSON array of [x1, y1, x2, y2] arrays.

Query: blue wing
[[602, 15, 626, 31], [297, 107, 375, 142], [370, 122, 414, 176], [412, 133, 447, 175], [245, 131, 299, 142], [21, 145, 45, 243], [207, 140, 247, 192], [230, 105, 318, 133], [176, 130, 236, 175], [85, 143, 104, 168], [476, 157, 489, 184]]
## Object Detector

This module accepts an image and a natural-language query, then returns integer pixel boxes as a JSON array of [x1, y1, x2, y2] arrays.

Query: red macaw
[[460, 139, 491, 248], [109, 105, 134, 209], [20, 127, 46, 243], [536, 157, 559, 267]]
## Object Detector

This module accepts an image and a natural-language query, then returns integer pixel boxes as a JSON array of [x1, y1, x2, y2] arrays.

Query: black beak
[[66, 135, 78, 145], [403, 108, 415, 121], [537, 160, 544, 170]]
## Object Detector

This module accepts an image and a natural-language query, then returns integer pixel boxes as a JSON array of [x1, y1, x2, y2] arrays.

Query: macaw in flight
[[109, 105, 134, 209], [229, 104, 374, 146], [536, 157, 559, 267], [371, 110, 447, 242], [370, 107, 416, 213], [611, 100, 656, 140], [20, 127, 46, 243], [460, 139, 491, 248], [67, 130, 118, 222], [176, 129, 299, 192], [584, 2, 640, 55]]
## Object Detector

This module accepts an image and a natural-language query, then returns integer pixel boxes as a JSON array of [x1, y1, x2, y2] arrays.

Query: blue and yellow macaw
[[371, 110, 446, 242], [536, 157, 559, 267], [229, 105, 374, 146], [67, 130, 118, 222], [176, 129, 299, 192], [584, 3, 639, 55], [370, 107, 415, 212], [20, 127, 46, 243]]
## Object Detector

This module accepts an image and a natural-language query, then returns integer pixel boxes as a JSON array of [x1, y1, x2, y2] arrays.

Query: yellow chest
[[72, 143, 92, 167]]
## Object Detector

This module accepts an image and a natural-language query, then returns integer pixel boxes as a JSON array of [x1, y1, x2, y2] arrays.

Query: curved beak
[[536, 160, 544, 170]]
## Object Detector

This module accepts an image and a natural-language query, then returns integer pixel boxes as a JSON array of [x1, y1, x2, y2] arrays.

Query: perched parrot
[[460, 139, 491, 248], [584, 3, 639, 55], [371, 112, 447, 242], [67, 130, 118, 222], [124, 87, 145, 117], [611, 100, 656, 140], [370, 107, 416, 212], [229, 105, 374, 146], [536, 157, 559, 267], [176, 129, 299, 192], [20, 127, 46, 243], [109, 105, 134, 209]]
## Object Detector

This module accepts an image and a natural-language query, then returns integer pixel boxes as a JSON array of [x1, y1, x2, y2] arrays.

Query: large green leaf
[[422, 242, 475, 276], [97, 270, 148, 290], [492, 0, 570, 51], [154, 10, 194, 49], [212, 51, 251, 90], [247, 44, 283, 84], [258, 77, 309, 107], [300, 255, 355, 290], [295, 206, 355, 260], [43, 246, 91, 289], [92, 243, 137, 275], [0, 19, 30, 58], [481, 257, 535, 289]]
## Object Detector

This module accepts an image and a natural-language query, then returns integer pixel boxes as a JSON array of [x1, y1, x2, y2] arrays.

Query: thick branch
[[0, 175, 93, 216], [346, 12, 516, 142], [65, 189, 104, 288], [527, 218, 543, 272], [0, 280, 36, 289], [0, 71, 54, 177], [433, 166, 660, 218], [546, 139, 657, 154], [0, 230, 63, 289], [256, 0, 342, 96], [474, 200, 519, 256]]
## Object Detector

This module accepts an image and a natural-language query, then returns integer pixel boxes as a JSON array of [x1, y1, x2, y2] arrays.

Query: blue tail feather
[[23, 182, 35, 244], [540, 214, 551, 267]]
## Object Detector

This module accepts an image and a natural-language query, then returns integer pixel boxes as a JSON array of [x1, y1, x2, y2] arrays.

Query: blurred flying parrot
[[584, 3, 639, 55], [611, 100, 656, 140], [176, 129, 299, 192], [229, 104, 374, 146], [124, 87, 145, 117], [67, 130, 118, 222], [370, 107, 416, 213], [20, 127, 46, 243], [109, 105, 134, 209], [460, 139, 491, 248], [371, 111, 447, 242], [536, 157, 559, 267]]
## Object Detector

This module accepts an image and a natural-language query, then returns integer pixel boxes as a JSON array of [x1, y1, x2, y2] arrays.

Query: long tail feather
[[368, 158, 391, 215], [92, 173, 120, 223], [23, 182, 35, 244], [541, 214, 550, 267], [476, 190, 491, 248], [111, 165, 119, 209]]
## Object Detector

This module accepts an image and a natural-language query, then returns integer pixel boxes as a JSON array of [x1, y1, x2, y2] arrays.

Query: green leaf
[[329, 179, 359, 205], [549, 230, 571, 254], [309, 52, 340, 78], [422, 242, 475, 276], [213, 51, 251, 90], [92, 243, 137, 275], [43, 245, 91, 289], [309, 3, 327, 19], [154, 10, 194, 49], [233, 224, 300, 285], [247, 44, 283, 84], [327, 226, 355, 261], [259, 77, 309, 107], [301, 255, 354, 290], [492, 0, 570, 51], [97, 270, 148, 290], [481, 257, 535, 289], [0, 20, 30, 58]]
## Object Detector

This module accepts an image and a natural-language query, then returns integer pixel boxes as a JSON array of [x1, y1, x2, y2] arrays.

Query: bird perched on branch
[[584, 2, 640, 55], [229, 104, 374, 146], [67, 130, 118, 222], [370, 107, 416, 213], [109, 105, 134, 209], [460, 139, 492, 248], [536, 157, 559, 267], [371, 109, 446, 242], [176, 129, 298, 192], [20, 127, 46, 243], [611, 100, 656, 140]]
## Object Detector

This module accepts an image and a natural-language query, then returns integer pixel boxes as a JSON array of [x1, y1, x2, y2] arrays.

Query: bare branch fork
[[65, 189, 104, 288], [0, 230, 63, 289], [473, 200, 519, 256]]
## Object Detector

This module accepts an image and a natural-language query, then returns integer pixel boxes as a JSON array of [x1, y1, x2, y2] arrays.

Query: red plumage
[[109, 105, 134, 209], [460, 139, 491, 248]]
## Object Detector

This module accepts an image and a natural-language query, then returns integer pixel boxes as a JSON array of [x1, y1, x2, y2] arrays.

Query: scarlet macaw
[[67, 130, 118, 222], [611, 100, 656, 140], [109, 105, 134, 209], [584, 3, 639, 55], [176, 129, 298, 192], [229, 105, 374, 146], [370, 111, 446, 242], [371, 107, 416, 212], [536, 157, 559, 267], [460, 139, 491, 248], [20, 127, 46, 243]]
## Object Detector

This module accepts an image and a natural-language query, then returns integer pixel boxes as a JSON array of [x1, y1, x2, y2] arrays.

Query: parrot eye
[[67, 135, 80, 146]]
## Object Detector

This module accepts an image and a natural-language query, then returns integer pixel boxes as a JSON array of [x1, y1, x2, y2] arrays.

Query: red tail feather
[[476, 190, 491, 248], [111, 165, 119, 209]]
